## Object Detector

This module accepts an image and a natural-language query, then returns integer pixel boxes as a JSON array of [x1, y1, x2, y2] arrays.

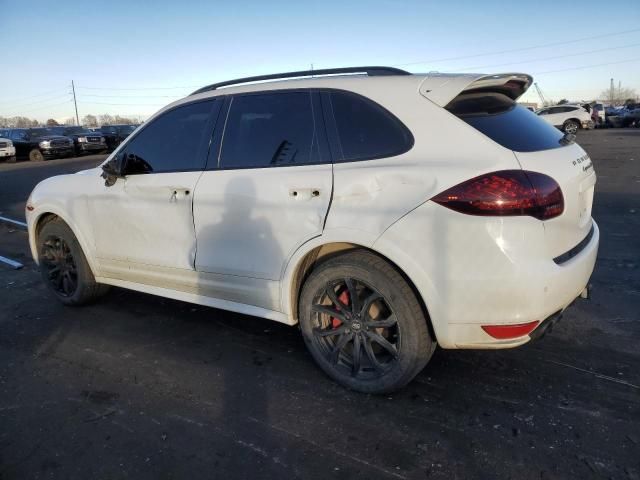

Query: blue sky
[[1, 0, 639, 122]]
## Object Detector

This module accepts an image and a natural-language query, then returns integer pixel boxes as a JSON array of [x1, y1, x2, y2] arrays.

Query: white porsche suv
[[26, 67, 599, 393]]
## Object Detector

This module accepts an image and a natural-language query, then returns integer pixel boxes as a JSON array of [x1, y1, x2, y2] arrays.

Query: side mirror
[[101, 154, 124, 187]]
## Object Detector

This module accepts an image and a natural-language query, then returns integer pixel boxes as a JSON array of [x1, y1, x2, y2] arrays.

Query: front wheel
[[38, 217, 109, 305], [563, 120, 579, 134], [299, 250, 435, 393], [29, 149, 44, 162]]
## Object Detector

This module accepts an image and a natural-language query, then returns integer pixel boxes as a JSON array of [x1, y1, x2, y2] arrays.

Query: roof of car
[[186, 68, 532, 104]]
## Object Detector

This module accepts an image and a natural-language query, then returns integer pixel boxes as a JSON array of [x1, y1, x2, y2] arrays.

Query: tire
[[38, 217, 109, 306], [29, 149, 44, 162], [562, 120, 579, 134], [299, 250, 435, 394]]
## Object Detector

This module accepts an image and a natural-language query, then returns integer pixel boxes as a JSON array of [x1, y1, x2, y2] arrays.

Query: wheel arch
[[564, 117, 582, 128], [29, 209, 98, 277], [284, 241, 437, 342]]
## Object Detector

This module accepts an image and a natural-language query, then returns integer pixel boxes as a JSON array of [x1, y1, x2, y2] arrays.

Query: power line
[[79, 100, 168, 106], [535, 56, 640, 75], [0, 93, 72, 109], [77, 85, 198, 91], [1, 100, 74, 116], [0, 87, 68, 105], [79, 93, 183, 98], [457, 42, 640, 71], [393, 28, 640, 67]]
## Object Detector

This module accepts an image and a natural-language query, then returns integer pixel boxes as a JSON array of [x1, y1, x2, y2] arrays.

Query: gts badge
[[573, 154, 592, 172]]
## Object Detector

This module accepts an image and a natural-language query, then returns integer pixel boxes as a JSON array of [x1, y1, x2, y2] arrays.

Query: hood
[[33, 135, 73, 142]]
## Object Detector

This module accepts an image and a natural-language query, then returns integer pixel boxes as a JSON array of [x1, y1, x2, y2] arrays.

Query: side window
[[537, 109, 548, 115], [123, 100, 215, 174], [220, 91, 320, 169], [11, 130, 26, 141], [329, 91, 413, 162]]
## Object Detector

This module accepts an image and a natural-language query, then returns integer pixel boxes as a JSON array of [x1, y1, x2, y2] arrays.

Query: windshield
[[101, 126, 117, 133], [29, 128, 51, 138], [63, 127, 93, 135], [118, 125, 136, 133]]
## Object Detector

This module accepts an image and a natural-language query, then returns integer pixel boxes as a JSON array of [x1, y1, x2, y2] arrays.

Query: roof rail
[[190, 66, 411, 95]]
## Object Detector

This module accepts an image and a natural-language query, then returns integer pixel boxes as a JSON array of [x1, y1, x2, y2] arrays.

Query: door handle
[[290, 188, 321, 200], [169, 187, 191, 202]]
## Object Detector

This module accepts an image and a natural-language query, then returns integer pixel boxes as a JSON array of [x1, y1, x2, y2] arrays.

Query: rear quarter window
[[447, 92, 565, 152], [329, 91, 413, 162]]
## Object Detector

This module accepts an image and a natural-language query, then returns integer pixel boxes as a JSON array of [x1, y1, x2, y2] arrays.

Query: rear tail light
[[432, 170, 564, 220], [481, 321, 540, 339]]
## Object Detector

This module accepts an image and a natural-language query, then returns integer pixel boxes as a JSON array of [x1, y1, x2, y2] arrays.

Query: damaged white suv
[[26, 67, 599, 393]]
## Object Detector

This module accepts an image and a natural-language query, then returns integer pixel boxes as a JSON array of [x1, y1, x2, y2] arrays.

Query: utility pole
[[610, 78, 614, 105], [72, 80, 79, 126], [534, 83, 546, 106]]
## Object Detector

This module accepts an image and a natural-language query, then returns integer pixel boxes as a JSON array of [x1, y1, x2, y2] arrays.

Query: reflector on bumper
[[481, 321, 540, 339]]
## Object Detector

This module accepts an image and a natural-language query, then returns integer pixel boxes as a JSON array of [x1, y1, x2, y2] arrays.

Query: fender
[[27, 203, 99, 277], [279, 227, 380, 320]]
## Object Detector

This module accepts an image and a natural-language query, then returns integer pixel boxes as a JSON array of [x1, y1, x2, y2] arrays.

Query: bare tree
[[98, 114, 115, 126], [82, 114, 98, 127], [63, 117, 76, 126], [557, 99, 569, 105], [46, 118, 60, 126], [600, 87, 637, 106]]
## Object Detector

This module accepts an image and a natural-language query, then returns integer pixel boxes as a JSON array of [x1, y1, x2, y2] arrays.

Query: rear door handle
[[170, 187, 191, 202], [289, 188, 321, 200]]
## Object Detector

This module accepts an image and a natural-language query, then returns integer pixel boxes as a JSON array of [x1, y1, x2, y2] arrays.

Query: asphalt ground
[[0, 131, 639, 479]]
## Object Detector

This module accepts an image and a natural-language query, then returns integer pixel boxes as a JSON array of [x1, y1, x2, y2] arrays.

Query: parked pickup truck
[[0, 136, 16, 163], [4, 128, 74, 161], [48, 126, 107, 156], [99, 124, 137, 151]]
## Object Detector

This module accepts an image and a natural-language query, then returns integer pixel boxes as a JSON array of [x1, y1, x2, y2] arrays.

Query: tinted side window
[[123, 100, 214, 174], [330, 91, 413, 162], [447, 92, 565, 152], [11, 130, 26, 140], [220, 92, 320, 169]]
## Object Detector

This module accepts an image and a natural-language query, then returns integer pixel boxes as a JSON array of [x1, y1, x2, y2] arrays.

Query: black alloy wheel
[[311, 277, 400, 379], [40, 235, 78, 297]]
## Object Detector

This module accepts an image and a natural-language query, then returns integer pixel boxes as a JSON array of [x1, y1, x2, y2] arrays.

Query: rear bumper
[[373, 201, 600, 350], [445, 221, 598, 349]]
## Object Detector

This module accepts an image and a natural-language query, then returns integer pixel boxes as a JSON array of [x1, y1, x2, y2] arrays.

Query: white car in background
[[536, 105, 593, 134], [0, 137, 16, 163], [25, 67, 599, 393]]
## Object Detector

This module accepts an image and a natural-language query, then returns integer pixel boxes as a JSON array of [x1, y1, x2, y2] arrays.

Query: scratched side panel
[[325, 90, 521, 238]]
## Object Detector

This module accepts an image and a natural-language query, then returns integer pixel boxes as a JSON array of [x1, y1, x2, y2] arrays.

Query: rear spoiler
[[419, 73, 533, 107]]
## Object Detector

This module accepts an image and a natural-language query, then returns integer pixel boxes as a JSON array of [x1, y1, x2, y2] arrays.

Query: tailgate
[[514, 143, 596, 259]]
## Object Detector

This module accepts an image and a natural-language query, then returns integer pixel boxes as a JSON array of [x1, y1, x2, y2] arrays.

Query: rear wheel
[[299, 250, 435, 393], [38, 218, 108, 305], [562, 120, 579, 134], [29, 149, 44, 162]]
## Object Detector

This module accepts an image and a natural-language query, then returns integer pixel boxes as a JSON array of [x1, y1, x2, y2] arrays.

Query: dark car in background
[[5, 128, 74, 161], [48, 126, 107, 155], [99, 124, 137, 151], [623, 104, 640, 127]]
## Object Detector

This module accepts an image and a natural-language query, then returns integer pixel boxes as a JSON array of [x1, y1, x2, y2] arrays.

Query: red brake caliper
[[331, 288, 350, 329]]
